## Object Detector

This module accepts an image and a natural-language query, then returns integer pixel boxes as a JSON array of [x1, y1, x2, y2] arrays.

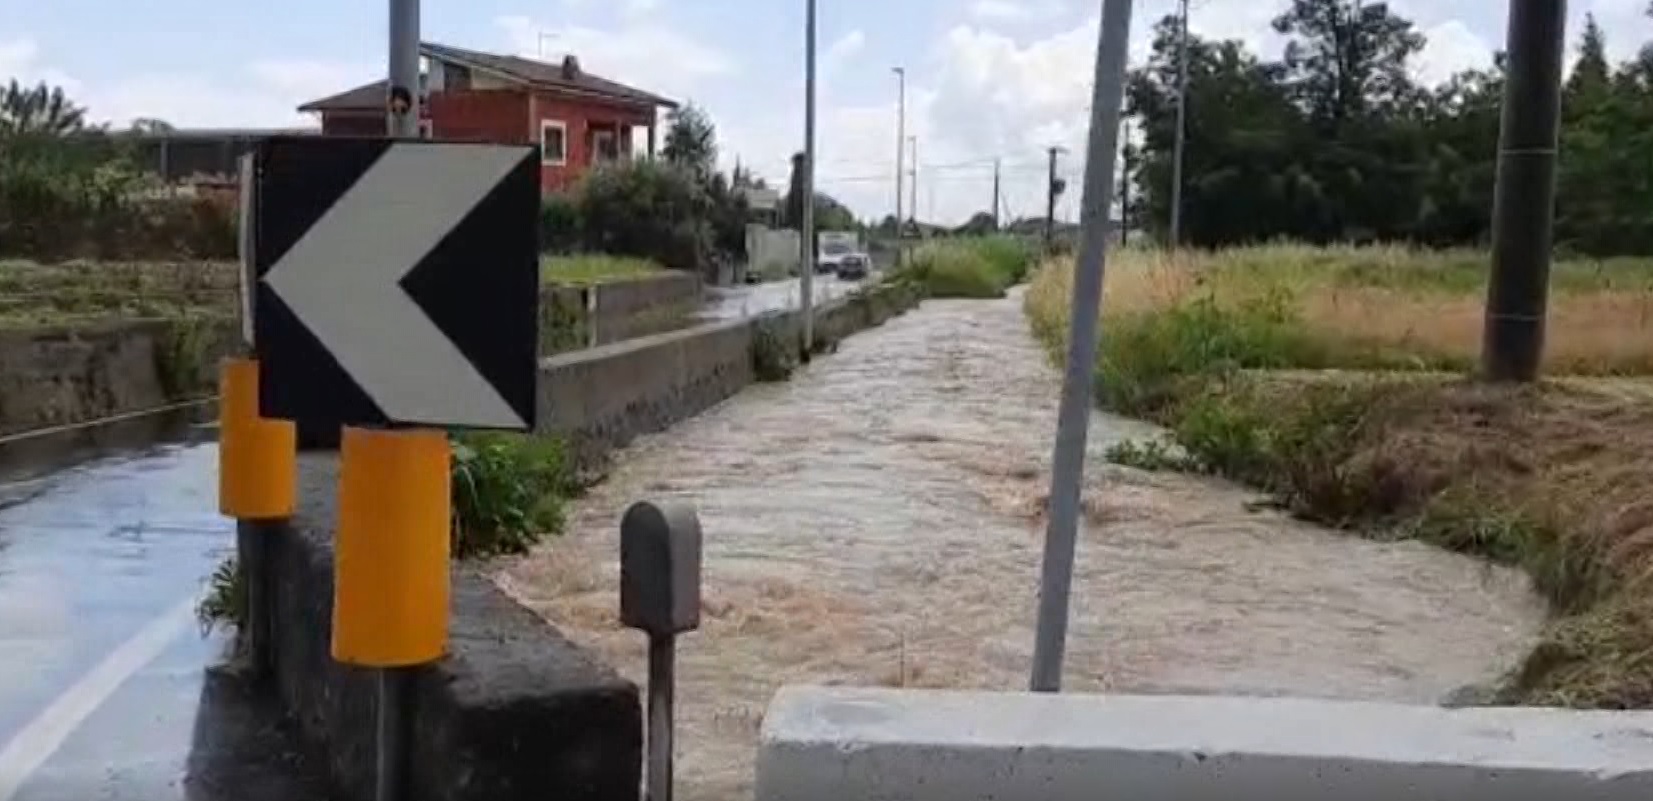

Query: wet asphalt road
[[699, 272, 864, 321], [0, 432, 332, 801]]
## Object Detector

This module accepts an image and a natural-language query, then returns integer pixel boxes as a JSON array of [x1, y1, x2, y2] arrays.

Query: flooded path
[[496, 289, 1546, 801]]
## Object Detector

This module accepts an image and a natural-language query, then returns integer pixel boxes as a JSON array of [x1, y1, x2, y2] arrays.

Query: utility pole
[[1169, 0, 1190, 247], [1045, 146, 1063, 250], [1118, 126, 1131, 246], [893, 67, 906, 252], [908, 136, 919, 232], [800, 0, 817, 353], [388, 0, 420, 139], [1030, 0, 1136, 694], [1483, 0, 1566, 382], [992, 158, 1002, 229]]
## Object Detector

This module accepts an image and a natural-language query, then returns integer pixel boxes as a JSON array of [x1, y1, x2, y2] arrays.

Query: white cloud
[[494, 14, 735, 104], [0, 35, 370, 128], [1411, 20, 1493, 85], [824, 30, 867, 74]]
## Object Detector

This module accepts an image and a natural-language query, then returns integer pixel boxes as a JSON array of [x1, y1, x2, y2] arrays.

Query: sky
[[4, 0, 1652, 225]]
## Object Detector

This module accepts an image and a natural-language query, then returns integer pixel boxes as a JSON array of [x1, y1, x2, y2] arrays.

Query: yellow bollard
[[332, 426, 451, 667], [218, 357, 297, 520]]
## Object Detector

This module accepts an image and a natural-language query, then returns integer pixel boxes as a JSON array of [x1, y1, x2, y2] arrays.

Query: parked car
[[818, 240, 871, 280]]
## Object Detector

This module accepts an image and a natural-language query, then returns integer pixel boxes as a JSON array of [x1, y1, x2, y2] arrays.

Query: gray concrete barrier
[[267, 455, 642, 801], [756, 686, 1653, 801]]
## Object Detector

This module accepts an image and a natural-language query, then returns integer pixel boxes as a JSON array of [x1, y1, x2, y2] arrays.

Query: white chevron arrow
[[262, 142, 527, 429]]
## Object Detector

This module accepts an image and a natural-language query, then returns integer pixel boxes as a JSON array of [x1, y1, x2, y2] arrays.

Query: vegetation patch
[[750, 316, 799, 381], [542, 255, 663, 286], [451, 431, 574, 560], [1025, 245, 1653, 708], [905, 236, 1036, 299], [196, 556, 247, 637]]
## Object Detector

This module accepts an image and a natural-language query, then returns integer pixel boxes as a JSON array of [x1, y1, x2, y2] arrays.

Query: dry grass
[[1026, 244, 1653, 375], [1023, 242, 1653, 706]]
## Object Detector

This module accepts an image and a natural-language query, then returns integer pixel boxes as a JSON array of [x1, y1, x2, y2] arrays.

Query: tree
[[0, 80, 89, 136], [1272, 0, 1426, 124], [661, 102, 717, 177]]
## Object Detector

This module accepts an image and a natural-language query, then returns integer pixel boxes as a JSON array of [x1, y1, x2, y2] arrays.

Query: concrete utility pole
[[893, 67, 906, 249], [908, 136, 919, 229], [992, 157, 1002, 228], [1482, 0, 1566, 383], [388, 0, 420, 139], [1169, 0, 1190, 247], [1045, 146, 1063, 250], [1030, 0, 1136, 693], [800, 0, 817, 352]]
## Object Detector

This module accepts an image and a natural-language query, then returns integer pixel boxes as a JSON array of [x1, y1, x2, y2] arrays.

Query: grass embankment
[[906, 236, 1036, 298], [0, 259, 238, 325], [1025, 243, 1653, 707], [542, 254, 663, 286]]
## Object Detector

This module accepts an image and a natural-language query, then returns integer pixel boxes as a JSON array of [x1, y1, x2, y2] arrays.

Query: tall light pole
[[1029, 0, 1136, 693], [893, 67, 906, 256], [800, 0, 817, 353], [1169, 0, 1190, 247], [908, 135, 918, 230]]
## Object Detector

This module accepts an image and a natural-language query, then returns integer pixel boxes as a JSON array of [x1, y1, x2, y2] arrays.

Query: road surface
[[0, 430, 330, 801], [699, 272, 865, 321]]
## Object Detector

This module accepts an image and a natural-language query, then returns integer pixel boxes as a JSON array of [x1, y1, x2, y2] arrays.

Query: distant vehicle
[[818, 237, 871, 280]]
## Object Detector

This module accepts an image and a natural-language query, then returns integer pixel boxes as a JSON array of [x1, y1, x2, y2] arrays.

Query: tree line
[[1125, 0, 1653, 256]]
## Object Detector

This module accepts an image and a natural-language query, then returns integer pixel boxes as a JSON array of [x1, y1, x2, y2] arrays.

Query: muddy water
[[496, 289, 1546, 801]]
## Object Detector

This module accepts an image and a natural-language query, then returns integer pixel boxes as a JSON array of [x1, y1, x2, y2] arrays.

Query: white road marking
[[0, 597, 195, 800]]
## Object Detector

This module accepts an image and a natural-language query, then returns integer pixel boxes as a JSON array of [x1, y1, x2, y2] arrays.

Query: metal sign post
[[620, 500, 704, 801], [1029, 0, 1136, 693]]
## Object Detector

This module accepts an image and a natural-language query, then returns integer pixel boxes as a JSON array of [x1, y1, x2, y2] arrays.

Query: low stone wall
[[267, 455, 642, 801], [757, 687, 1653, 801], [542, 271, 703, 353], [539, 277, 923, 473], [0, 317, 236, 436]]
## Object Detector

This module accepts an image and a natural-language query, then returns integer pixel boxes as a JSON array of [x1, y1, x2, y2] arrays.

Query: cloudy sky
[[3, 0, 1651, 224]]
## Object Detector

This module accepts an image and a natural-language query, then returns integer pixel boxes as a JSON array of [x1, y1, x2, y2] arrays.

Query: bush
[[196, 556, 246, 635], [905, 236, 1036, 299], [577, 160, 713, 275], [540, 191, 582, 254], [450, 432, 573, 559]]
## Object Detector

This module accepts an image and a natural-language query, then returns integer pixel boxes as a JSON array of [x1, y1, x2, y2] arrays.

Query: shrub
[[450, 432, 573, 559], [904, 236, 1037, 299], [577, 160, 713, 275], [751, 315, 799, 381], [196, 556, 246, 635], [539, 191, 582, 254]]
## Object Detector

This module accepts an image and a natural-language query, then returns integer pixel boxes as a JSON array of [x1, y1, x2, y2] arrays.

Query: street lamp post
[[800, 0, 817, 354], [893, 67, 906, 262]]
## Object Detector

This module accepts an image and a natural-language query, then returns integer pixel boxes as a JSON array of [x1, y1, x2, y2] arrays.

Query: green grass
[[1024, 243, 1653, 709], [450, 431, 574, 560], [905, 236, 1036, 299], [541, 254, 663, 286]]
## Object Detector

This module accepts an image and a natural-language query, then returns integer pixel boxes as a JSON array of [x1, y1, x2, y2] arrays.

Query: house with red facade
[[297, 42, 678, 192]]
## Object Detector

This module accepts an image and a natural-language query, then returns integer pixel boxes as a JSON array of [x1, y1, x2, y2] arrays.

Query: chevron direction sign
[[251, 136, 539, 431]]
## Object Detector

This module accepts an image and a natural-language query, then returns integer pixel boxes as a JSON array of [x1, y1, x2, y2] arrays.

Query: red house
[[298, 42, 678, 192]]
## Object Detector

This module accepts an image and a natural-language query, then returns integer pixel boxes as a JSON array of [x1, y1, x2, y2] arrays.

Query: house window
[[540, 120, 567, 166]]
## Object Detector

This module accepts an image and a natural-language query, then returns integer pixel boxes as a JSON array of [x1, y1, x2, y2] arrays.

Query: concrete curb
[[756, 686, 1653, 801], [267, 455, 641, 801]]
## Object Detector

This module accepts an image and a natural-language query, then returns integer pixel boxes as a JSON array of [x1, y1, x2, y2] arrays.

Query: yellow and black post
[[217, 357, 297, 680], [333, 425, 450, 801]]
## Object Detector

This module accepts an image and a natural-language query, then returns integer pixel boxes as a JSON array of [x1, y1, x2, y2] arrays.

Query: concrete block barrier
[[268, 455, 642, 801], [756, 686, 1653, 801]]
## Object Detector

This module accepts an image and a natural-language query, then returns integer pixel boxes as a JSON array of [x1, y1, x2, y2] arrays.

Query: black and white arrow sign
[[252, 136, 539, 432]]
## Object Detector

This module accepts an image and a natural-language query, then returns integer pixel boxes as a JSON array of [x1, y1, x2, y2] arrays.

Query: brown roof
[[298, 41, 677, 113]]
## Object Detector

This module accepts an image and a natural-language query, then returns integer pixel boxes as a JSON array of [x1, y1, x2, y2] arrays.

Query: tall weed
[[450, 432, 572, 559]]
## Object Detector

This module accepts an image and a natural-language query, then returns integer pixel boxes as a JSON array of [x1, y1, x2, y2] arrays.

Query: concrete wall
[[0, 317, 237, 436], [267, 455, 642, 801], [757, 687, 1653, 801], [541, 271, 702, 354], [746, 225, 800, 281], [539, 277, 923, 473]]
